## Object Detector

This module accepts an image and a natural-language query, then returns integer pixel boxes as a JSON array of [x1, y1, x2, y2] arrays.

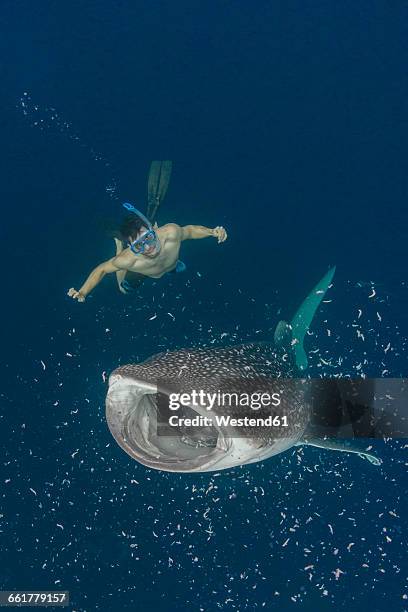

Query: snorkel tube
[[122, 203, 153, 228]]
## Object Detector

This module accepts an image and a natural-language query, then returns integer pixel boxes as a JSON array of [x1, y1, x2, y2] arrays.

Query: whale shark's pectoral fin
[[274, 267, 336, 371], [296, 438, 382, 466]]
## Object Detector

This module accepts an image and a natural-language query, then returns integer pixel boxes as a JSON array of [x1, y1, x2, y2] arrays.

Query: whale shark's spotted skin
[[106, 342, 311, 472]]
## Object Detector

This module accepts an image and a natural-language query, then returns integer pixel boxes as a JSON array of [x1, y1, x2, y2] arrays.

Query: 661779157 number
[[0, 592, 69, 607]]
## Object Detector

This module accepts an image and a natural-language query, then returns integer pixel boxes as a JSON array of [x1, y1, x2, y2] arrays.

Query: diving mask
[[122, 202, 160, 255]]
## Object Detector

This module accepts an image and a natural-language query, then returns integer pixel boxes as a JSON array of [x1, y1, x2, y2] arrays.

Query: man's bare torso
[[68, 222, 226, 302], [115, 224, 181, 278]]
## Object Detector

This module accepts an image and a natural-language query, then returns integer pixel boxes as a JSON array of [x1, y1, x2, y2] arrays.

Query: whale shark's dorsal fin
[[273, 320, 293, 348], [274, 266, 336, 371], [291, 266, 336, 370]]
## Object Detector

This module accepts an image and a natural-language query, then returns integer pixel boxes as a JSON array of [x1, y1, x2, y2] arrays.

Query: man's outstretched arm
[[68, 258, 122, 302], [180, 225, 227, 243]]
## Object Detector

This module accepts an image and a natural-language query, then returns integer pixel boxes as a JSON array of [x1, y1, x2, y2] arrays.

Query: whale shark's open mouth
[[106, 375, 230, 472]]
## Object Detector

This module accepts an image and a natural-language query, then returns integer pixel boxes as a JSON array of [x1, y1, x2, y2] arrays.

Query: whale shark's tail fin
[[274, 266, 336, 371]]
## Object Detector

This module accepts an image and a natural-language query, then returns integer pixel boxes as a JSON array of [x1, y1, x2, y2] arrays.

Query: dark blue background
[[1, 2, 407, 610]]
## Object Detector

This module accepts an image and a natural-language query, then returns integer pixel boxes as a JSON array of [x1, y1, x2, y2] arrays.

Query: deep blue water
[[1, 1, 407, 610]]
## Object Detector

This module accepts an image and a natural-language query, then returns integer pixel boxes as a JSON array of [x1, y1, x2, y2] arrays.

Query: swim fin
[[147, 160, 173, 222], [274, 266, 336, 371]]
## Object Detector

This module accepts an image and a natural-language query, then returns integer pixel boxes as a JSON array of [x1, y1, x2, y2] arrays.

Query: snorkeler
[[67, 161, 227, 302]]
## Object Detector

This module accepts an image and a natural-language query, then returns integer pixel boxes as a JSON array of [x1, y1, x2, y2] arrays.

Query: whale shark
[[105, 267, 382, 472]]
